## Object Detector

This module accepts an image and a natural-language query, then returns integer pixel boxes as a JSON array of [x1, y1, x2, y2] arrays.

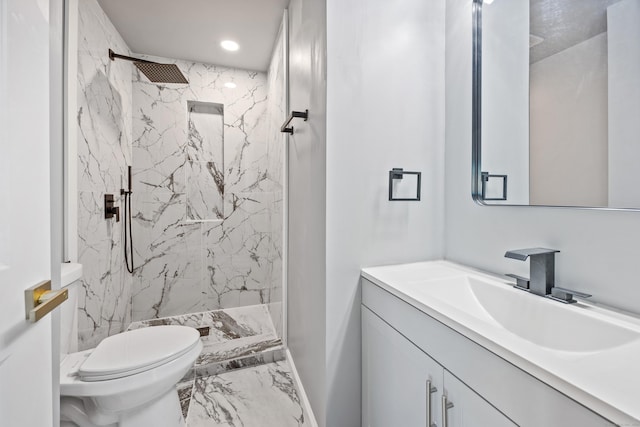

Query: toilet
[[58, 264, 202, 427]]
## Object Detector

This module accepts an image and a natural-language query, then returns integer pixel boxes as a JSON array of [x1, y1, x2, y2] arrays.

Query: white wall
[[481, 0, 529, 204], [445, 0, 640, 316], [287, 0, 327, 425], [325, 0, 446, 425], [530, 34, 608, 206], [608, 0, 640, 208]]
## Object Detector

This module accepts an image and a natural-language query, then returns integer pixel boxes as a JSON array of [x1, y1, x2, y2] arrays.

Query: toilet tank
[[60, 263, 82, 356]]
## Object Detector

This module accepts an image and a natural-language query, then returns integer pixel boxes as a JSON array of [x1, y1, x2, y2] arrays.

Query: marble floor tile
[[197, 305, 281, 367], [200, 304, 274, 343], [196, 335, 282, 366], [185, 361, 307, 427], [128, 304, 282, 372], [177, 380, 196, 420], [196, 346, 285, 377]]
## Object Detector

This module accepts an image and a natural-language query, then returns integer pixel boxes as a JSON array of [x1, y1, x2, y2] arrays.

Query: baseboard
[[286, 349, 319, 427]]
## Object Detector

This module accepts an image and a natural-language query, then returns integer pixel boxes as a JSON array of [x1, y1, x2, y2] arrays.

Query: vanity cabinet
[[442, 370, 516, 427], [363, 306, 516, 427], [361, 277, 617, 427], [362, 305, 443, 427]]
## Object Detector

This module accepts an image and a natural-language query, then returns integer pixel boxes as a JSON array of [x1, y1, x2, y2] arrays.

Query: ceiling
[[97, 0, 290, 72], [529, 0, 622, 63]]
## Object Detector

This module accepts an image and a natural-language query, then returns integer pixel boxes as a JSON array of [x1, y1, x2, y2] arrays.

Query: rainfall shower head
[[108, 49, 188, 84]]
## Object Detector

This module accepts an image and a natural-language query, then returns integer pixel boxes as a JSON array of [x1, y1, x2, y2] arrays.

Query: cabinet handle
[[442, 395, 454, 427], [426, 380, 438, 427]]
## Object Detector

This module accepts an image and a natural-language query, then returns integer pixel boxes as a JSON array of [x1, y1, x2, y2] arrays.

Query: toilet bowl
[[60, 325, 202, 427]]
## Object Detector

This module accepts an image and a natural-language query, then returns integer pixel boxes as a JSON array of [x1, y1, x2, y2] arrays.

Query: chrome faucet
[[504, 248, 591, 304]]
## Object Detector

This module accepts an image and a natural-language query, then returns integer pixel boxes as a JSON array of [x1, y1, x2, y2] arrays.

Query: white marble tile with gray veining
[[185, 361, 307, 427], [77, 0, 133, 350], [127, 305, 282, 373], [77, 0, 286, 349], [130, 53, 286, 324]]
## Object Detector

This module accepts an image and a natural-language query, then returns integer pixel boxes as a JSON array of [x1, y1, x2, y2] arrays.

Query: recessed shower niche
[[186, 101, 224, 221]]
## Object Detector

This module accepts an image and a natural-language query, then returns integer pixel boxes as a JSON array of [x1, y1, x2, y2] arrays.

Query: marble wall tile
[[131, 50, 284, 330], [77, 0, 133, 350], [127, 312, 203, 330], [76, 0, 285, 350], [185, 160, 223, 221], [132, 277, 204, 321], [77, 0, 285, 349]]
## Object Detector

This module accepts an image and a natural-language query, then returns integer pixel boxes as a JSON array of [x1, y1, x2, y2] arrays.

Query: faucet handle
[[548, 286, 592, 304], [505, 273, 530, 291], [504, 248, 560, 261]]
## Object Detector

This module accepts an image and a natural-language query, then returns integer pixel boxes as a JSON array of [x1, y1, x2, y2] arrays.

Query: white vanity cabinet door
[[363, 306, 444, 427], [443, 371, 517, 427]]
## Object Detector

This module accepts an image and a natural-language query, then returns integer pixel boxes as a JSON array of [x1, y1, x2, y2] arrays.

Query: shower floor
[[128, 305, 307, 426], [127, 304, 284, 375]]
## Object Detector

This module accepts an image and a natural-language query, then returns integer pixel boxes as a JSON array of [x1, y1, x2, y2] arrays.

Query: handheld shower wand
[[121, 166, 134, 274]]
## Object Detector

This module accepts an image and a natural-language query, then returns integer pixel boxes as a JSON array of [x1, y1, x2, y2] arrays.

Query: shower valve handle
[[104, 194, 120, 222]]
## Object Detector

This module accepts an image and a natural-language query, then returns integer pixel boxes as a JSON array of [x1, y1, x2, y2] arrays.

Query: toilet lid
[[78, 325, 200, 381]]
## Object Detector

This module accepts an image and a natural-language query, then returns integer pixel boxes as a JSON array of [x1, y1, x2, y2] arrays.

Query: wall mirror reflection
[[473, 0, 640, 209]]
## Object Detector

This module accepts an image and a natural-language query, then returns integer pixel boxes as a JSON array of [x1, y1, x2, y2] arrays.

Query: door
[[443, 371, 518, 427], [0, 0, 57, 426], [362, 306, 444, 427]]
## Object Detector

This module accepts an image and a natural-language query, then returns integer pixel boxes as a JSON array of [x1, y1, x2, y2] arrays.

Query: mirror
[[473, 0, 640, 209]]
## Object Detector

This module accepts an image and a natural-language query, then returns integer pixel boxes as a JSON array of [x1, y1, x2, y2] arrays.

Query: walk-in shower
[[71, 0, 288, 360]]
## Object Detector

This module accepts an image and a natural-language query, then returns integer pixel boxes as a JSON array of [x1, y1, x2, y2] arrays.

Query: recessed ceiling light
[[221, 40, 239, 52], [484, 0, 494, 4], [224, 82, 237, 89]]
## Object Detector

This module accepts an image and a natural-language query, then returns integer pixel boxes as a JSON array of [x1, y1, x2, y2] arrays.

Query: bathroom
[[2, 0, 640, 426]]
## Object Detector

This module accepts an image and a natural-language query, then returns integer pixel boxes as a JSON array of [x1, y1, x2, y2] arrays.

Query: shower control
[[104, 194, 120, 222]]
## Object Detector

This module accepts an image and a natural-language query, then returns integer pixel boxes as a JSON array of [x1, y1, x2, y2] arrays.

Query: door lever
[[24, 280, 68, 322]]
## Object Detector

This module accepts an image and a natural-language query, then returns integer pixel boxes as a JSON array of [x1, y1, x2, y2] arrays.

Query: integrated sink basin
[[362, 260, 640, 425], [405, 275, 639, 353]]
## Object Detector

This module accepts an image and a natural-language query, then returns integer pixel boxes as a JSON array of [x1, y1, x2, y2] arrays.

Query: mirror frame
[[471, 0, 639, 211]]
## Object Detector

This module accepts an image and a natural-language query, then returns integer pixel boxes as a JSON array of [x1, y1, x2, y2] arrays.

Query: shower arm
[[108, 49, 155, 65], [108, 48, 189, 84]]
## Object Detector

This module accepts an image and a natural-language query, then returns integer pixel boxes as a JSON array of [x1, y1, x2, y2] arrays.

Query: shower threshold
[[127, 304, 284, 377]]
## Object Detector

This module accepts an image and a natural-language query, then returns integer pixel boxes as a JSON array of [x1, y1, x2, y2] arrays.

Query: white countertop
[[362, 260, 640, 426]]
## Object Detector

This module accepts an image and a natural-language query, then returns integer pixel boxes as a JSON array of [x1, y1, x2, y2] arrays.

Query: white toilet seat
[[78, 325, 200, 381], [60, 325, 202, 415]]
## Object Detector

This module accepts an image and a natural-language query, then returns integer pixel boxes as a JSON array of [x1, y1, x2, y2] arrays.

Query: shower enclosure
[[69, 0, 287, 369]]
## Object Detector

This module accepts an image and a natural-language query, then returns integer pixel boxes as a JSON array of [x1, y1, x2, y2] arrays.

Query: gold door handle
[[24, 280, 68, 323]]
